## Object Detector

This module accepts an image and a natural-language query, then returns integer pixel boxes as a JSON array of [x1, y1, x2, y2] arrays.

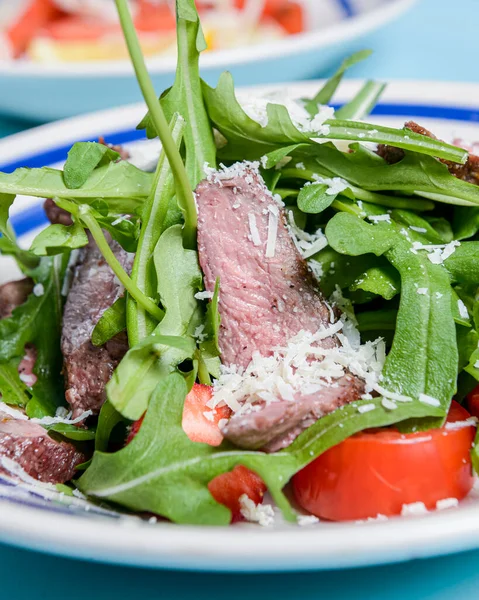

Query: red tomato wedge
[[6, 0, 61, 57], [208, 465, 267, 522], [135, 1, 176, 32], [293, 401, 476, 521], [40, 16, 120, 42]]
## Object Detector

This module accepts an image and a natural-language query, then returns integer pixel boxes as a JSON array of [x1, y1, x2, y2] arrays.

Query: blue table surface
[[2, 0, 479, 597]]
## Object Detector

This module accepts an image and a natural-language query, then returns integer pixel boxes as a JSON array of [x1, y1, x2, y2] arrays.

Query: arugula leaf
[[444, 242, 479, 285], [198, 278, 221, 381], [128, 115, 185, 345], [63, 142, 120, 189], [0, 360, 32, 406], [92, 297, 126, 347], [326, 213, 458, 412], [303, 50, 373, 114], [350, 264, 400, 301], [115, 0, 197, 249], [138, 0, 216, 187], [297, 183, 336, 214], [453, 207, 479, 240], [79, 372, 442, 525], [0, 162, 152, 210], [0, 255, 69, 415], [95, 401, 126, 451], [108, 224, 203, 420], [106, 334, 195, 420], [30, 221, 88, 256], [335, 80, 386, 121], [0, 193, 15, 240], [203, 72, 466, 163], [0, 236, 40, 272]]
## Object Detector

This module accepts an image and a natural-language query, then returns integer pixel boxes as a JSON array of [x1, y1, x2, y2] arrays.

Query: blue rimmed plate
[[1, 80, 479, 572]]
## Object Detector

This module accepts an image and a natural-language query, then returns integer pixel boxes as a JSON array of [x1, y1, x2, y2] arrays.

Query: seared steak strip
[[0, 278, 33, 319], [62, 236, 133, 418], [378, 120, 479, 184], [195, 168, 363, 451], [0, 411, 86, 483]]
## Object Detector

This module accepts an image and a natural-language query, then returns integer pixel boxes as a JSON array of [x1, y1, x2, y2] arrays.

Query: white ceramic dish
[[0, 0, 416, 121], [2, 79, 479, 572]]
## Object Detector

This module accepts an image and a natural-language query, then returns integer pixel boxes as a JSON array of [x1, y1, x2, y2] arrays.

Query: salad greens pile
[[1, 0, 479, 524]]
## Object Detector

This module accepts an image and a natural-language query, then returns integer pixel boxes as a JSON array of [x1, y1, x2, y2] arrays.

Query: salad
[[0, 0, 479, 527], [0, 0, 303, 62]]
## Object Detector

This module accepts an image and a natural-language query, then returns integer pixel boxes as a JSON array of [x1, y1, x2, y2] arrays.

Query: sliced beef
[[98, 136, 130, 161], [195, 169, 363, 451], [44, 198, 73, 226], [0, 278, 33, 319], [0, 411, 86, 483], [62, 236, 133, 418], [377, 120, 479, 184]]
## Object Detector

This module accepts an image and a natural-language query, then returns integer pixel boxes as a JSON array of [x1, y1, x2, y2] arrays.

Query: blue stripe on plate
[[336, 0, 355, 17], [5, 102, 479, 237]]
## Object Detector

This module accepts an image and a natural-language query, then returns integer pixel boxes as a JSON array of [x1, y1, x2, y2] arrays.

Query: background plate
[[1, 80, 479, 571]]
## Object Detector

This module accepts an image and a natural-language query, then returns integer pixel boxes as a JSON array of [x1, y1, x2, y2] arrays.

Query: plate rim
[[0, 0, 416, 77], [2, 78, 479, 571]]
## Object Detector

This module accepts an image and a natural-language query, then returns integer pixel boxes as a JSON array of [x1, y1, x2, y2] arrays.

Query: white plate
[[0, 0, 416, 121], [2, 80, 479, 572]]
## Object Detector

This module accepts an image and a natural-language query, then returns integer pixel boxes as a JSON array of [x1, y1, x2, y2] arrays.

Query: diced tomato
[[293, 400, 476, 521], [208, 465, 267, 522], [274, 3, 303, 35], [6, 0, 62, 58], [135, 1, 176, 33], [234, 0, 304, 34], [181, 383, 232, 447], [467, 385, 479, 419], [40, 15, 120, 41]]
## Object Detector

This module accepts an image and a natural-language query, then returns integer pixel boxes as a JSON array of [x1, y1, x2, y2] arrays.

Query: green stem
[[335, 81, 386, 120], [128, 114, 185, 346], [115, 0, 197, 249], [78, 206, 164, 322]]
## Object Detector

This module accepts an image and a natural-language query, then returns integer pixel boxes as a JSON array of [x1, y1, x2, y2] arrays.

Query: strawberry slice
[[181, 383, 231, 447], [126, 383, 267, 521], [208, 466, 267, 522]]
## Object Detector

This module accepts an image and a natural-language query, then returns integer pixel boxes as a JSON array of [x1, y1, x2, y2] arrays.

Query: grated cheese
[[195, 290, 214, 300], [418, 393, 440, 407], [310, 174, 349, 196], [436, 497, 459, 510], [409, 226, 427, 233], [265, 204, 279, 258], [401, 501, 428, 516], [297, 515, 320, 526], [417, 288, 428, 295], [357, 403, 376, 414], [212, 317, 387, 414], [458, 299, 469, 320], [368, 214, 391, 223], [248, 213, 262, 246], [239, 494, 275, 527], [33, 283, 44, 297], [381, 398, 398, 410]]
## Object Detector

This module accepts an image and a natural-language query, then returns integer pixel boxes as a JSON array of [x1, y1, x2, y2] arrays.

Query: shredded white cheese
[[265, 204, 279, 258], [248, 213, 262, 247], [401, 502, 429, 516], [239, 494, 275, 527], [357, 403, 376, 414], [297, 515, 320, 526], [418, 393, 441, 407], [458, 299, 469, 320], [436, 498, 459, 510], [368, 214, 391, 224], [195, 291, 214, 300], [381, 398, 398, 410], [33, 283, 44, 297]]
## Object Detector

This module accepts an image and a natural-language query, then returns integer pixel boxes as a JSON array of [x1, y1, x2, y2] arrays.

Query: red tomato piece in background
[[293, 401, 476, 521], [234, 0, 304, 34]]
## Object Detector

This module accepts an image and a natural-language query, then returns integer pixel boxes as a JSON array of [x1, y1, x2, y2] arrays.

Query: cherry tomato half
[[293, 401, 476, 521]]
